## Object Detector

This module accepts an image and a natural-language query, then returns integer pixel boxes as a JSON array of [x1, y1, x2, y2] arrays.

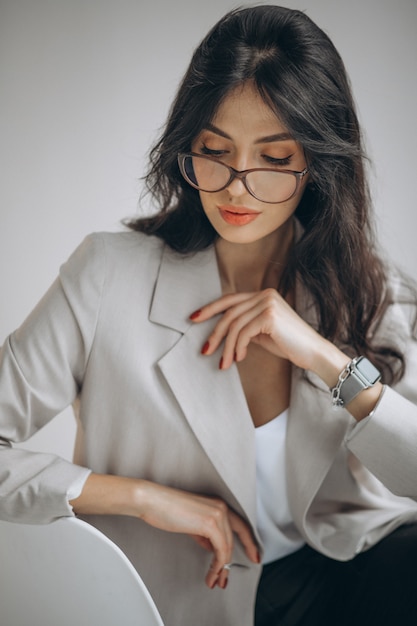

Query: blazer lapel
[[150, 244, 257, 529]]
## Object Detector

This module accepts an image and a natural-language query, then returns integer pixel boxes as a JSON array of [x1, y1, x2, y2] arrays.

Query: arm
[[0, 235, 103, 522], [70, 473, 259, 589], [190, 289, 417, 497], [346, 340, 417, 497], [0, 235, 258, 588]]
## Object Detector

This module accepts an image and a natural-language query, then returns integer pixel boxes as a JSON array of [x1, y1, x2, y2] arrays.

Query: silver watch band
[[331, 356, 381, 407]]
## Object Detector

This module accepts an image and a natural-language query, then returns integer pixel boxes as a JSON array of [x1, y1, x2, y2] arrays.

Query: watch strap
[[331, 356, 381, 407]]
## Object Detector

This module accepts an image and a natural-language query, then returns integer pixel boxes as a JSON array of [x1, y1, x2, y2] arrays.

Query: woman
[[1, 5, 417, 625]]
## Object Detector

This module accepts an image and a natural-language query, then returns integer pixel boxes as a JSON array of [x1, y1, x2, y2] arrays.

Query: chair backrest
[[0, 516, 164, 626]]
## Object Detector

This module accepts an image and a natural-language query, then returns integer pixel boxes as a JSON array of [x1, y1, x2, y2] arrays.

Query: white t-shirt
[[255, 409, 305, 564]]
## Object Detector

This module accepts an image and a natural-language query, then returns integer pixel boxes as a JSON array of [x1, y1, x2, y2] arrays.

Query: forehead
[[210, 82, 288, 137]]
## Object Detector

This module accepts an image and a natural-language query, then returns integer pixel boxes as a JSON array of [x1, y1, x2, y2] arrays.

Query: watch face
[[356, 357, 381, 385]]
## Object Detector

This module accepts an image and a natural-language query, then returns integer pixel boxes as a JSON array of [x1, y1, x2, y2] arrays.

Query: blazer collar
[[149, 244, 218, 333]]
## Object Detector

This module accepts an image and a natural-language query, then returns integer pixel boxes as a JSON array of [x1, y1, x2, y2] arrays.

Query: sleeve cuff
[[345, 385, 387, 442], [67, 468, 92, 503]]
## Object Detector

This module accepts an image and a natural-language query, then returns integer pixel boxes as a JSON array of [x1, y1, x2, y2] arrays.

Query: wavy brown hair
[[127, 5, 416, 383]]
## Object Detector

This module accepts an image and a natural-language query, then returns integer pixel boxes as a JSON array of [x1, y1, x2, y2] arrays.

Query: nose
[[225, 170, 249, 198]]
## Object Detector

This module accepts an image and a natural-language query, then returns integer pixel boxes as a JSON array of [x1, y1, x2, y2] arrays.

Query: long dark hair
[[127, 5, 415, 383]]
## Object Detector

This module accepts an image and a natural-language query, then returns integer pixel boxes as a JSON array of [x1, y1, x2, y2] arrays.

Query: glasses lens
[[182, 155, 230, 192], [180, 154, 300, 203], [246, 170, 297, 203]]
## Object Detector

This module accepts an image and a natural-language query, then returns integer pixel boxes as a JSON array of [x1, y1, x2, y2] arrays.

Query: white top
[[255, 410, 305, 564]]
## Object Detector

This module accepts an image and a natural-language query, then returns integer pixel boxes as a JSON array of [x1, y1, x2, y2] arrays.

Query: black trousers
[[255, 523, 417, 626]]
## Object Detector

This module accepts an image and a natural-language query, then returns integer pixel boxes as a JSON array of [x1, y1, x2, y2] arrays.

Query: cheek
[[268, 196, 301, 221], [198, 191, 220, 215]]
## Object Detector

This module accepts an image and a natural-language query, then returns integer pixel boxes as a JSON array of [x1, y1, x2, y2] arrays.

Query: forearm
[[69, 472, 260, 589], [69, 472, 146, 517], [347, 385, 417, 499]]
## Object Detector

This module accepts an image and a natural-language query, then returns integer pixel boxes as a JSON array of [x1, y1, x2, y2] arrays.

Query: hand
[[71, 474, 259, 589], [190, 289, 326, 372], [138, 481, 260, 589]]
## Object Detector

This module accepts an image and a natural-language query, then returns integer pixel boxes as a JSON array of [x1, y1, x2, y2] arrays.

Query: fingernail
[[256, 551, 261, 564], [201, 341, 210, 355], [189, 309, 202, 320], [233, 352, 237, 362], [222, 578, 228, 589], [219, 357, 224, 370]]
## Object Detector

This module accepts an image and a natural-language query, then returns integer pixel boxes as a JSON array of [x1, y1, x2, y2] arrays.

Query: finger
[[202, 503, 234, 589], [190, 534, 214, 552], [190, 292, 255, 323], [201, 295, 262, 359], [212, 509, 260, 590], [228, 288, 291, 365], [219, 301, 268, 369], [213, 509, 236, 589], [191, 535, 230, 589], [205, 530, 233, 588], [228, 510, 260, 565], [216, 562, 231, 590], [217, 292, 283, 368], [232, 309, 282, 364]]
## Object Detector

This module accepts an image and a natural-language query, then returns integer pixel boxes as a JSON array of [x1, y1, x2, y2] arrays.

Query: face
[[191, 82, 308, 246]]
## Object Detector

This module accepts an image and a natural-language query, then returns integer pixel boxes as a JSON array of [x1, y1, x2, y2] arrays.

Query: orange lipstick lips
[[218, 205, 261, 226]]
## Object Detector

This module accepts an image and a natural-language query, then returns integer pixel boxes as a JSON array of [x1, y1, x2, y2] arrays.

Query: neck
[[215, 220, 295, 293]]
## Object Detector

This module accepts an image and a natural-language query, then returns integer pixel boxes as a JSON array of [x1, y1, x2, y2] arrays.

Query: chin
[[215, 226, 278, 246]]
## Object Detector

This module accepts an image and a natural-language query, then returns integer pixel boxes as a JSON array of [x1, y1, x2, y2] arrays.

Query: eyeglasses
[[178, 153, 308, 204]]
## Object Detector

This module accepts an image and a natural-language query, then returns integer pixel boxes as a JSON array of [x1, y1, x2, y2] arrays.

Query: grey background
[[1, 0, 416, 457]]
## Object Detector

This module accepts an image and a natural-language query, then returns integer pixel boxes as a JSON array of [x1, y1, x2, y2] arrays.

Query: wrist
[[331, 356, 381, 408], [308, 345, 384, 422], [308, 339, 351, 389]]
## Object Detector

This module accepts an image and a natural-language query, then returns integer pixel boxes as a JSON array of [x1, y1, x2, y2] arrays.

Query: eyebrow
[[203, 123, 294, 144]]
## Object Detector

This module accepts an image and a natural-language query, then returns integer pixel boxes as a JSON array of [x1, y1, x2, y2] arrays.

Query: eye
[[200, 144, 228, 157], [262, 154, 293, 167]]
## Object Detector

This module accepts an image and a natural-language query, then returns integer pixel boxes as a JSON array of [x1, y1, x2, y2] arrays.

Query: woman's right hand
[[70, 473, 260, 589], [137, 480, 260, 589]]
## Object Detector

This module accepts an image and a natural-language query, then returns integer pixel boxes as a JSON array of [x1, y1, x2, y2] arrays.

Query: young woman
[[1, 5, 417, 625]]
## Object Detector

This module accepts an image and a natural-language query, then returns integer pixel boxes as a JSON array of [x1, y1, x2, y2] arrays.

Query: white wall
[[1, 0, 416, 459]]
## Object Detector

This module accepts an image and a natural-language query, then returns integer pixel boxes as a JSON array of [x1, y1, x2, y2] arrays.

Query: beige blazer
[[1, 231, 417, 626]]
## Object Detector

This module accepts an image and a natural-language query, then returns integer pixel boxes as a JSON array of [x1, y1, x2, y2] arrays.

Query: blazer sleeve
[[346, 313, 417, 500], [0, 234, 105, 523]]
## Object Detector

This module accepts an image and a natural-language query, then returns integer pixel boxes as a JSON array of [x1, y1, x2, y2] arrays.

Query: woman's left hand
[[190, 288, 331, 372], [190, 289, 384, 422]]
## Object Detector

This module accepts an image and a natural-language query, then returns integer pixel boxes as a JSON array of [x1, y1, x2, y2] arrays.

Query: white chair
[[0, 516, 164, 626]]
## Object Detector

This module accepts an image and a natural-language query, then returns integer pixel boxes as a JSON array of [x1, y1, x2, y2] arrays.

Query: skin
[[71, 81, 383, 591]]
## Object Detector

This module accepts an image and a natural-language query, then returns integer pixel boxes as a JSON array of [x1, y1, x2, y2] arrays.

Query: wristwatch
[[331, 356, 381, 407]]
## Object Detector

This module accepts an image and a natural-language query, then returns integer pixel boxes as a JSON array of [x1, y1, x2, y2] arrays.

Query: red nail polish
[[190, 309, 202, 320], [201, 341, 210, 355], [219, 357, 224, 370]]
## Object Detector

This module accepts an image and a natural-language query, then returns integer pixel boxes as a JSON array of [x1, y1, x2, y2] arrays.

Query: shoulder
[[70, 230, 165, 262], [60, 231, 165, 279], [57, 231, 167, 311]]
